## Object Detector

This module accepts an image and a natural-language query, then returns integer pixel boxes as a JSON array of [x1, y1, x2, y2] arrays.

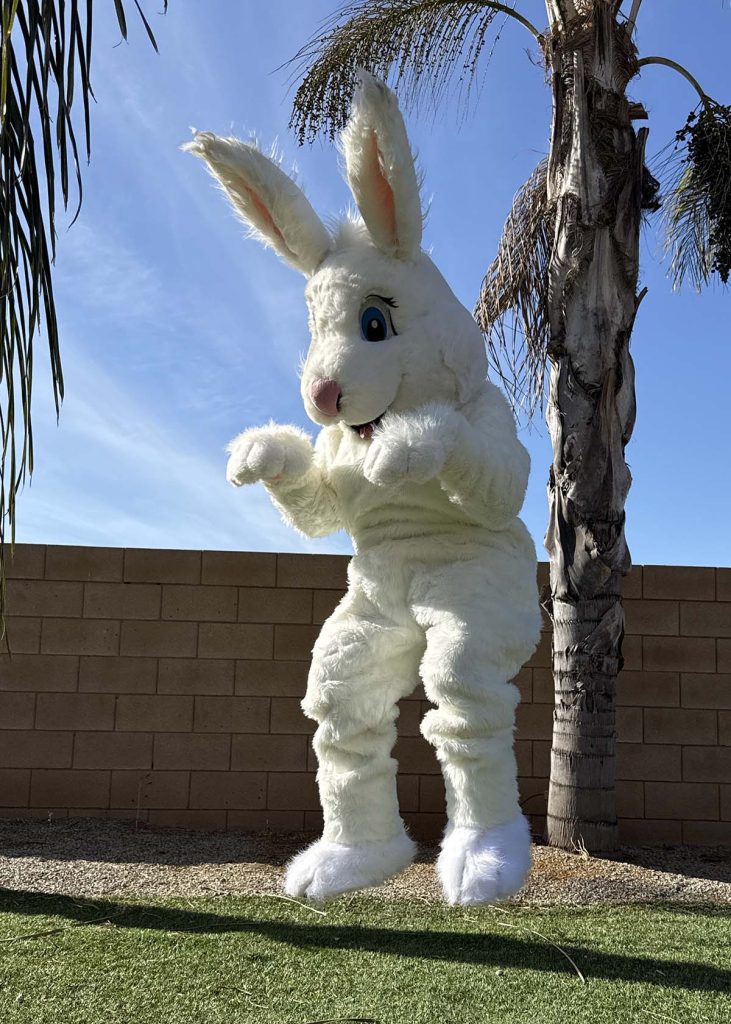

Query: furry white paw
[[226, 425, 312, 486], [283, 831, 416, 901], [438, 815, 532, 906], [362, 406, 457, 486]]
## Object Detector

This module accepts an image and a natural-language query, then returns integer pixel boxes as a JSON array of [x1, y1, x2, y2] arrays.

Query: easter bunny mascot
[[186, 72, 541, 905]]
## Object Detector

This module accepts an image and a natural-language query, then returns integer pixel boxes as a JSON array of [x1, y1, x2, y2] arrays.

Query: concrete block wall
[[1, 544, 729, 844]]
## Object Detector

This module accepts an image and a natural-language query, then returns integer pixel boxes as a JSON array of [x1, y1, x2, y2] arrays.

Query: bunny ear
[[184, 133, 332, 276], [341, 70, 422, 260]]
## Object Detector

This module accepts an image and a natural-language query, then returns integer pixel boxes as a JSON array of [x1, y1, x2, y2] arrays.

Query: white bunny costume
[[186, 73, 541, 905]]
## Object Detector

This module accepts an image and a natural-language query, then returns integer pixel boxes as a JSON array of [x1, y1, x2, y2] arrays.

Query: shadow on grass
[[0, 888, 728, 994]]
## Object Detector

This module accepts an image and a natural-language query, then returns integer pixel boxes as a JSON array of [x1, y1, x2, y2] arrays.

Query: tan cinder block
[[519, 778, 548, 815], [393, 736, 439, 774], [162, 585, 237, 622], [231, 734, 308, 772], [270, 698, 314, 735], [36, 693, 115, 731], [3, 544, 45, 579], [532, 668, 554, 704], [643, 636, 715, 673], [616, 780, 644, 818], [116, 695, 193, 732], [531, 740, 551, 777], [0, 731, 72, 768], [515, 739, 532, 776], [536, 562, 549, 589], [111, 770, 189, 808], [683, 746, 731, 783], [238, 587, 313, 624], [235, 660, 309, 697], [120, 621, 197, 658], [0, 692, 36, 729], [124, 548, 201, 585], [194, 696, 269, 733], [515, 703, 552, 741], [720, 641, 731, 674], [645, 781, 719, 820], [273, 624, 320, 661], [618, 818, 682, 845], [1, 618, 41, 654], [79, 656, 157, 694], [228, 809, 306, 831], [396, 700, 422, 737], [84, 583, 161, 620], [721, 784, 731, 820], [267, 771, 319, 810], [45, 545, 123, 582], [617, 743, 681, 781], [617, 671, 679, 707], [307, 745, 318, 773], [148, 809, 226, 830], [402, 812, 446, 841], [680, 601, 731, 638], [681, 673, 731, 710], [198, 623, 273, 660], [643, 565, 715, 601], [623, 600, 678, 636], [0, 769, 31, 806], [644, 708, 717, 745], [720, 711, 731, 745], [718, 569, 731, 602], [7, 580, 83, 618], [512, 667, 532, 703], [397, 774, 419, 812], [158, 659, 234, 696], [42, 619, 120, 657], [154, 733, 230, 770], [526, 631, 552, 669], [30, 769, 110, 808], [189, 771, 266, 809], [202, 551, 276, 587], [621, 567, 643, 600], [0, 807, 69, 821], [312, 590, 346, 625], [418, 774, 445, 813], [74, 733, 153, 770], [682, 820, 731, 845], [618, 707, 643, 743], [276, 554, 348, 589], [622, 635, 642, 671]]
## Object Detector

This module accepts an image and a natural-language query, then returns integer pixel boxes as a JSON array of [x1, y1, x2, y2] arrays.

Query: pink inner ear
[[367, 129, 397, 244], [242, 181, 298, 262]]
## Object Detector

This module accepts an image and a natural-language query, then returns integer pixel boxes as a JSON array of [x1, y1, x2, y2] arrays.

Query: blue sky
[[14, 0, 731, 566]]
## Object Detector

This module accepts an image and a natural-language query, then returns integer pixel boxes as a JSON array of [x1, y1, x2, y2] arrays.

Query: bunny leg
[[283, 584, 423, 901], [412, 552, 541, 905]]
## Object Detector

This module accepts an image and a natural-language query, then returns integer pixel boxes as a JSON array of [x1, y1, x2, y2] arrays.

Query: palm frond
[[0, 0, 167, 632], [658, 101, 731, 290], [474, 158, 553, 417], [289, 0, 543, 144]]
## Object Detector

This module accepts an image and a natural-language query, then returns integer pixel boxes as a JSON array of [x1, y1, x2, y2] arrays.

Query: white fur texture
[[438, 815, 533, 905], [283, 831, 416, 902], [188, 73, 541, 904]]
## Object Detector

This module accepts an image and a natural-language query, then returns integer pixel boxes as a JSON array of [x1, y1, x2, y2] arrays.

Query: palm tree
[[0, 0, 166, 623], [288, 0, 730, 852]]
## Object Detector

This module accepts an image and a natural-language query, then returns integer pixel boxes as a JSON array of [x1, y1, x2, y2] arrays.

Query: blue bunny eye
[[359, 296, 397, 342]]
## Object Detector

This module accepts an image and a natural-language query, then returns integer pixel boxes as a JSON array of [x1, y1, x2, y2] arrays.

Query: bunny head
[[186, 72, 487, 438]]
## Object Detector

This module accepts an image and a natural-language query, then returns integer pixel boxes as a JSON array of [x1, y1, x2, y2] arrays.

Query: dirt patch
[[0, 818, 728, 906]]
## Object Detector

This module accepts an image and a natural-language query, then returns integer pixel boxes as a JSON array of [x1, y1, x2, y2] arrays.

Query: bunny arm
[[439, 384, 530, 529], [264, 429, 344, 539]]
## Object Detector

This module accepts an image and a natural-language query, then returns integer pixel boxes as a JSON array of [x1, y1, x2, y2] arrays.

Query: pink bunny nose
[[310, 378, 341, 417]]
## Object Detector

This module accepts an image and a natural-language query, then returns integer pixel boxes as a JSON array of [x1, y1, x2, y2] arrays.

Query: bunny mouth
[[350, 411, 386, 440]]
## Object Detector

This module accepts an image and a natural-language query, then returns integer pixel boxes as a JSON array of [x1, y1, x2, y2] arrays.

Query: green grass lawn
[[0, 889, 728, 1024]]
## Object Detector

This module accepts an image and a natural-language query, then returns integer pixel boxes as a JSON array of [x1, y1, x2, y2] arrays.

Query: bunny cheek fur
[[187, 71, 541, 906]]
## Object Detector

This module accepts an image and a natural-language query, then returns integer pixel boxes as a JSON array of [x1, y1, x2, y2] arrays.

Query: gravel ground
[[0, 818, 728, 906]]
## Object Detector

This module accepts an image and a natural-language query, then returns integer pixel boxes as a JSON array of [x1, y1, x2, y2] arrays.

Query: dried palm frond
[[475, 158, 553, 417], [0, 0, 166, 631], [658, 101, 731, 290], [289, 0, 543, 144]]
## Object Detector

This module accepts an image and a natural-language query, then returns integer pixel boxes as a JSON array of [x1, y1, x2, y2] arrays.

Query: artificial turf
[[0, 889, 728, 1023]]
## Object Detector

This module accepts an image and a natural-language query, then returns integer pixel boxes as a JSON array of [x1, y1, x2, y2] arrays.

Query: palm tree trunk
[[543, 1, 645, 851]]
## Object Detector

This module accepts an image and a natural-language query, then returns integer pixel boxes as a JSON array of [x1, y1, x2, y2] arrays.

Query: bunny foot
[[283, 831, 416, 902], [438, 815, 532, 905]]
